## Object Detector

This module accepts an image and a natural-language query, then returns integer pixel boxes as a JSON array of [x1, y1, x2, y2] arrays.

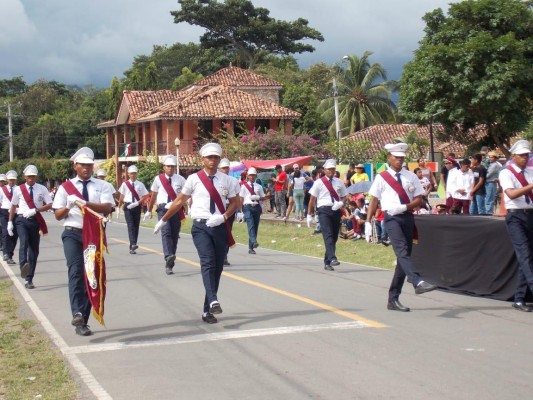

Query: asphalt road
[[2, 213, 533, 400]]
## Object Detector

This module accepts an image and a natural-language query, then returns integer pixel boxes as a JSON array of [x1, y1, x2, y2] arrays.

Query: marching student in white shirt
[[239, 167, 266, 254], [8, 165, 52, 289], [117, 165, 149, 254], [146, 155, 186, 275], [0, 170, 18, 265], [155, 143, 239, 324]]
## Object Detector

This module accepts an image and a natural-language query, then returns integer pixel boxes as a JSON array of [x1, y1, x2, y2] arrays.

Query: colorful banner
[[82, 208, 107, 326], [407, 161, 439, 172]]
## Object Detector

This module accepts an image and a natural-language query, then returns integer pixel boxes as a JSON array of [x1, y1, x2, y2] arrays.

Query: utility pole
[[7, 103, 13, 162]]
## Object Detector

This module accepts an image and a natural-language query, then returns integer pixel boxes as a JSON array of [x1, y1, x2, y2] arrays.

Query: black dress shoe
[[324, 264, 334, 271], [20, 262, 29, 279], [75, 325, 93, 336], [209, 302, 223, 314], [165, 267, 174, 275], [223, 259, 230, 266], [415, 281, 438, 295], [248, 249, 256, 254], [330, 259, 340, 267], [129, 250, 136, 254], [387, 299, 410, 312], [165, 255, 176, 269], [25, 281, 35, 289], [131, 244, 138, 251], [71, 313, 84, 327], [512, 302, 533, 312], [7, 258, 16, 265], [202, 313, 218, 324], [253, 242, 259, 249]]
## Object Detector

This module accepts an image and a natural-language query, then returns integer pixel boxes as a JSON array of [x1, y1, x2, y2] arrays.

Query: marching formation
[[1, 139, 533, 336]]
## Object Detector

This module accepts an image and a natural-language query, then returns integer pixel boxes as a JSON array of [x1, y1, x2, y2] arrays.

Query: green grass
[[0, 279, 78, 400]]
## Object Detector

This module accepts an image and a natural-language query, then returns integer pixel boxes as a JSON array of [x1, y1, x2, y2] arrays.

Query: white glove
[[23, 208, 37, 219], [7, 221, 14, 236], [236, 211, 244, 222], [364, 222, 372, 235], [332, 201, 344, 211], [164, 202, 172, 209], [67, 195, 85, 209], [386, 205, 408, 216], [153, 219, 167, 234], [315, 214, 319, 223], [306, 214, 313, 228], [127, 201, 139, 209], [206, 214, 225, 227], [250, 195, 260, 201], [143, 211, 152, 221]]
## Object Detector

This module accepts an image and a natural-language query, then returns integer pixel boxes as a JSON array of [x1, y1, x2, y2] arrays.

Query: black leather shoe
[[165, 255, 176, 269], [209, 302, 223, 314], [330, 259, 340, 267], [202, 313, 217, 324], [129, 250, 136, 254], [7, 258, 16, 265], [223, 259, 230, 266], [324, 264, 334, 271], [512, 302, 533, 312], [20, 263, 29, 279], [24, 281, 35, 289], [71, 313, 84, 327], [253, 242, 259, 249], [415, 281, 438, 295], [131, 244, 138, 251], [165, 267, 174, 275], [387, 299, 410, 312], [248, 249, 256, 254], [75, 325, 93, 336]]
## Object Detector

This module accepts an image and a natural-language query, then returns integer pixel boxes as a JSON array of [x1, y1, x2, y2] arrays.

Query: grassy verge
[[0, 279, 77, 400]]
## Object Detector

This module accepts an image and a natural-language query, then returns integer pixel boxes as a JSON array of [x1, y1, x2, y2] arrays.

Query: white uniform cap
[[219, 158, 230, 168], [127, 165, 138, 173], [385, 142, 408, 157], [96, 169, 106, 177], [200, 142, 222, 157], [6, 170, 17, 180], [509, 139, 531, 155], [0, 174, 7, 181], [163, 155, 177, 166], [323, 159, 337, 169], [293, 163, 299, 168], [248, 167, 258, 175], [23, 165, 38, 176], [70, 147, 95, 164]]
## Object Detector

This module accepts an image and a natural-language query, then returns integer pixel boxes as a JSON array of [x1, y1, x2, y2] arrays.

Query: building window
[[255, 119, 270, 132], [234, 120, 246, 136], [198, 119, 214, 141]]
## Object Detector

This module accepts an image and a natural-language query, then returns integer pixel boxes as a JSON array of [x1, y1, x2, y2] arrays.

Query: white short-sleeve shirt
[[240, 181, 266, 205], [150, 174, 186, 204], [499, 164, 533, 210], [308, 176, 347, 207], [11, 183, 53, 214], [0, 184, 17, 210], [118, 180, 149, 203], [368, 169, 424, 211]]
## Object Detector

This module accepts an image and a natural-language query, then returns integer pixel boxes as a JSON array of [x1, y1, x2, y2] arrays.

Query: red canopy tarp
[[242, 156, 314, 170]]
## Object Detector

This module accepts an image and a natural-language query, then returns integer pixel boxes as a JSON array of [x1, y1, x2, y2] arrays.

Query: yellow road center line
[[111, 238, 388, 328]]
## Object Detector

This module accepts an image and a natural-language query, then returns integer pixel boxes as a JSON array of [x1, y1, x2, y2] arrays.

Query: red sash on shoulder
[[197, 170, 236, 247], [2, 185, 13, 202], [321, 176, 340, 201], [159, 173, 185, 221], [19, 184, 48, 235], [124, 180, 140, 202], [243, 181, 255, 196], [62, 180, 84, 198], [507, 166, 533, 203]]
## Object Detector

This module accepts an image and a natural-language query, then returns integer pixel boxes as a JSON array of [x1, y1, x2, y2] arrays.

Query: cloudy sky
[[0, 0, 455, 88]]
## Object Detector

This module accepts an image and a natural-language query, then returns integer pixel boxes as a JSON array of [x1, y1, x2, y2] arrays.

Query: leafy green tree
[[144, 61, 160, 90], [281, 82, 325, 136], [171, 0, 324, 68], [336, 139, 373, 165], [0, 76, 26, 98], [318, 51, 397, 137], [171, 67, 204, 90], [399, 0, 533, 157]]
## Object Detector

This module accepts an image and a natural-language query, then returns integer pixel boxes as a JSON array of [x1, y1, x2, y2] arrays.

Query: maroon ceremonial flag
[[82, 207, 107, 325]]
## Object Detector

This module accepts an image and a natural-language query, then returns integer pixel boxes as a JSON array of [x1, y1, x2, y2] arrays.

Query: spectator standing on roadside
[[469, 154, 487, 215], [272, 164, 287, 219], [485, 151, 502, 215]]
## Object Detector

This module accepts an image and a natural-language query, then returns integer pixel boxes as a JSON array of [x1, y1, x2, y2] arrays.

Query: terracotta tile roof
[[136, 85, 301, 121], [123, 90, 184, 122], [96, 119, 115, 128], [178, 153, 202, 168], [343, 124, 492, 158], [192, 65, 282, 88]]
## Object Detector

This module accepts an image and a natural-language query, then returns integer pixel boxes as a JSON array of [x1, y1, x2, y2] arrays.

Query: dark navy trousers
[[244, 205, 261, 250], [62, 228, 92, 324], [16, 216, 40, 281], [124, 204, 141, 249], [157, 205, 181, 261], [505, 211, 533, 303], [385, 213, 422, 301], [317, 206, 342, 265], [191, 220, 227, 313], [0, 209, 17, 259]]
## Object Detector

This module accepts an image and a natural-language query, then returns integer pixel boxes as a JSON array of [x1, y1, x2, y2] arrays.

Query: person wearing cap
[[117, 165, 149, 254], [94, 168, 116, 222], [8, 165, 52, 289], [0, 174, 6, 254], [307, 159, 347, 271], [96, 169, 107, 179], [349, 164, 369, 184], [52, 147, 115, 336], [218, 158, 241, 265], [440, 153, 461, 213], [0, 170, 18, 265], [155, 143, 239, 324], [498, 139, 533, 312], [485, 151, 502, 215], [272, 164, 288, 219], [447, 159, 474, 214], [366, 143, 438, 312], [240, 167, 266, 254], [146, 155, 186, 275]]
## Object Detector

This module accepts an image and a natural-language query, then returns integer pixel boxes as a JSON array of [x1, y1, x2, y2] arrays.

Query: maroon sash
[[243, 181, 255, 196], [62, 180, 84, 198], [124, 180, 140, 202], [2, 185, 13, 201], [197, 170, 236, 247], [380, 170, 418, 241], [507, 166, 533, 202], [159, 173, 185, 221], [19, 184, 48, 235], [321, 176, 340, 201]]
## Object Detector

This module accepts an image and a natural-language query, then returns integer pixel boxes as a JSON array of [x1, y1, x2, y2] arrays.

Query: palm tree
[[319, 51, 397, 137]]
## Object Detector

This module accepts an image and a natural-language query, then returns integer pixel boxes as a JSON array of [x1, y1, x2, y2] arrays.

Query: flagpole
[[75, 202, 109, 222]]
